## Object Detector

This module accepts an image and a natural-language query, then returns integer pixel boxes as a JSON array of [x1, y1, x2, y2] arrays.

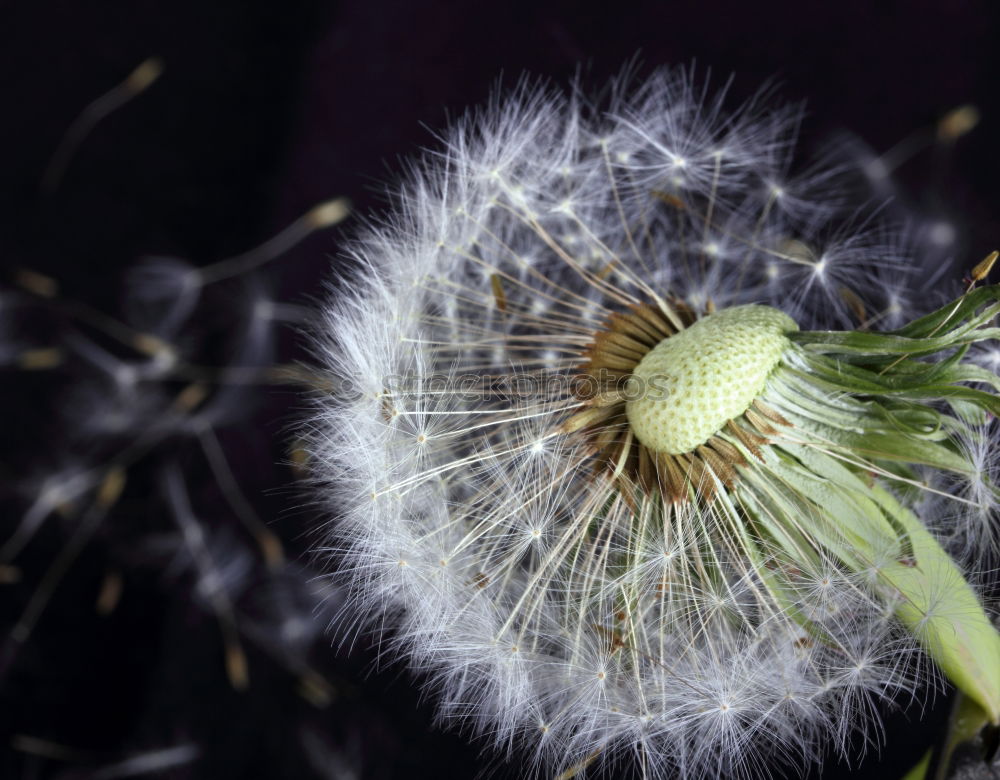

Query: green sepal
[[869, 484, 1000, 726], [741, 443, 1000, 725], [790, 326, 1000, 359], [890, 285, 1000, 340]]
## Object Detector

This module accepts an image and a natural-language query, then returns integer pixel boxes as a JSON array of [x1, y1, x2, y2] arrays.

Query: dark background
[[1, 1, 999, 778]]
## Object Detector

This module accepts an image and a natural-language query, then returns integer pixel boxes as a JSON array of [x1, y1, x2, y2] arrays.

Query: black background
[[1, 1, 999, 778]]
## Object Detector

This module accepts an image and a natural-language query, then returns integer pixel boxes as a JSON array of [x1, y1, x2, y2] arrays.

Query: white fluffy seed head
[[307, 68, 998, 779]]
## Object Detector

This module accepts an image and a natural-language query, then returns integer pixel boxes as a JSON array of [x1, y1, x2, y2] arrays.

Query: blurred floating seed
[[305, 197, 351, 229], [289, 440, 310, 478], [198, 427, 284, 569], [122, 256, 202, 335], [11, 734, 93, 761], [297, 669, 335, 708], [95, 569, 124, 616], [11, 467, 125, 644], [11, 736, 199, 778], [937, 105, 981, 142], [259, 534, 285, 569], [263, 363, 327, 387], [172, 383, 209, 413], [163, 464, 252, 692], [41, 57, 165, 194], [197, 197, 352, 285], [96, 467, 127, 510], [778, 238, 817, 265], [124, 57, 165, 92], [224, 639, 249, 692], [131, 332, 172, 358], [16, 347, 63, 369], [90, 743, 199, 780], [875, 104, 981, 180], [839, 285, 867, 327], [14, 268, 58, 298]]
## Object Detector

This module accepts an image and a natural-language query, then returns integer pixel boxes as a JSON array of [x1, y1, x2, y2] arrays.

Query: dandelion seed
[[309, 68, 1000, 778]]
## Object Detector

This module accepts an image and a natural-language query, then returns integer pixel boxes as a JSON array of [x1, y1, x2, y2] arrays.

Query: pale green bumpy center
[[625, 305, 797, 454]]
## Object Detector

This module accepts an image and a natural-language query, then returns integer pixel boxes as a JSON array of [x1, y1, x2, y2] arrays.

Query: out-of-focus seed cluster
[[0, 58, 370, 778], [1, 219, 363, 776]]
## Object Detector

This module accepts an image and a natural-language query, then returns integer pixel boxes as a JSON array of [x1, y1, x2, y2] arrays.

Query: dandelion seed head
[[309, 67, 1000, 778]]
